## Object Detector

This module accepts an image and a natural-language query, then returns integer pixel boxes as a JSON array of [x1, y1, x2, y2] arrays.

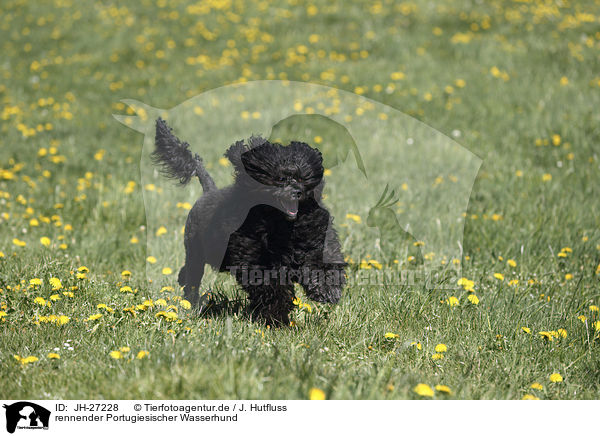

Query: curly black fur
[[153, 119, 346, 326]]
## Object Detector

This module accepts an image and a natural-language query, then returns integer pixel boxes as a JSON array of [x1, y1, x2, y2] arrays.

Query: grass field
[[1, 0, 600, 400]]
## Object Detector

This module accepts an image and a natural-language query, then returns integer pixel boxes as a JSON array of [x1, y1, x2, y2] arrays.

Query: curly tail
[[152, 118, 216, 192]]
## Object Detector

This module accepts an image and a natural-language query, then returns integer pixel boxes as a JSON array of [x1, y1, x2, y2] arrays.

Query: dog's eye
[[278, 176, 285, 182]]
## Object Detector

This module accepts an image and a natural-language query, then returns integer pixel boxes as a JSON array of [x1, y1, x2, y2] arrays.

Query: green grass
[[1, 0, 600, 400]]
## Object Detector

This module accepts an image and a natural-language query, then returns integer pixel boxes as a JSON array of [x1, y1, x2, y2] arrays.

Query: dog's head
[[226, 137, 324, 220]]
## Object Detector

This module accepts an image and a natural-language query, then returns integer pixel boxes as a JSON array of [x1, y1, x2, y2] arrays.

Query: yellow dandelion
[[162, 267, 173, 275], [431, 353, 444, 360], [435, 344, 447, 353], [413, 383, 434, 397], [86, 313, 102, 321], [309, 388, 326, 400], [590, 305, 599, 312], [565, 273, 573, 280], [109, 350, 123, 360], [557, 328, 567, 338], [156, 226, 167, 236], [493, 273, 504, 281], [121, 270, 132, 278], [180, 300, 192, 310], [468, 294, 479, 305], [521, 326, 531, 334], [40, 236, 51, 247], [49, 277, 62, 290], [522, 394, 539, 400], [345, 213, 361, 223], [435, 385, 452, 395], [549, 373, 563, 383], [507, 259, 517, 268], [542, 173, 552, 182], [410, 342, 422, 350], [47, 353, 60, 359], [136, 350, 149, 359], [30, 278, 43, 286], [384, 332, 399, 339], [147, 256, 157, 264], [445, 296, 459, 307], [12, 238, 26, 247], [21, 356, 39, 365], [119, 346, 131, 353], [530, 383, 543, 390]]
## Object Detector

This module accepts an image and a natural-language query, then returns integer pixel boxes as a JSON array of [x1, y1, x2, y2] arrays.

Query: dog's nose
[[291, 189, 302, 199]]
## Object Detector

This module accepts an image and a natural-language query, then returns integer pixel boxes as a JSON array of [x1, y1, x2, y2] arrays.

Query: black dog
[[152, 118, 346, 325]]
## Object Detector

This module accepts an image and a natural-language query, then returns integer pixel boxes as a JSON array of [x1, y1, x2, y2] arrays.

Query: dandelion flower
[[522, 394, 539, 400], [384, 332, 399, 339], [549, 373, 563, 383], [435, 344, 447, 353], [86, 313, 102, 321], [30, 278, 43, 286], [590, 305, 599, 312], [109, 351, 123, 359], [445, 296, 459, 306], [40, 237, 51, 247], [119, 346, 131, 353], [180, 300, 191, 310], [345, 213, 361, 223], [156, 226, 167, 236], [47, 353, 60, 359], [557, 329, 567, 338], [468, 294, 479, 305], [507, 259, 517, 267], [435, 385, 452, 394], [493, 273, 504, 281], [431, 353, 444, 360], [136, 350, 149, 359], [21, 356, 39, 365], [49, 277, 62, 290], [309, 388, 326, 400], [410, 342, 422, 350], [162, 267, 173, 275], [413, 384, 434, 397], [147, 256, 157, 264], [121, 270, 131, 278], [12, 238, 26, 247], [530, 383, 543, 390], [521, 326, 531, 334]]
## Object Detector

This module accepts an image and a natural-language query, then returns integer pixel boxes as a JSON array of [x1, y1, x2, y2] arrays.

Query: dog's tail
[[152, 118, 216, 192]]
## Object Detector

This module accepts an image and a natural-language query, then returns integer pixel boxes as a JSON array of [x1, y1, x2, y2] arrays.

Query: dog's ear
[[226, 136, 270, 177], [224, 140, 247, 173]]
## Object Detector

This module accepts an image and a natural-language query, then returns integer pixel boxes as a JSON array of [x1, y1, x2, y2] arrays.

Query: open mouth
[[279, 198, 299, 220]]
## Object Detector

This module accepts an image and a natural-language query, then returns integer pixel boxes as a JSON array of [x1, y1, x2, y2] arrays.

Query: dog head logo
[[114, 80, 481, 292], [3, 402, 50, 433]]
